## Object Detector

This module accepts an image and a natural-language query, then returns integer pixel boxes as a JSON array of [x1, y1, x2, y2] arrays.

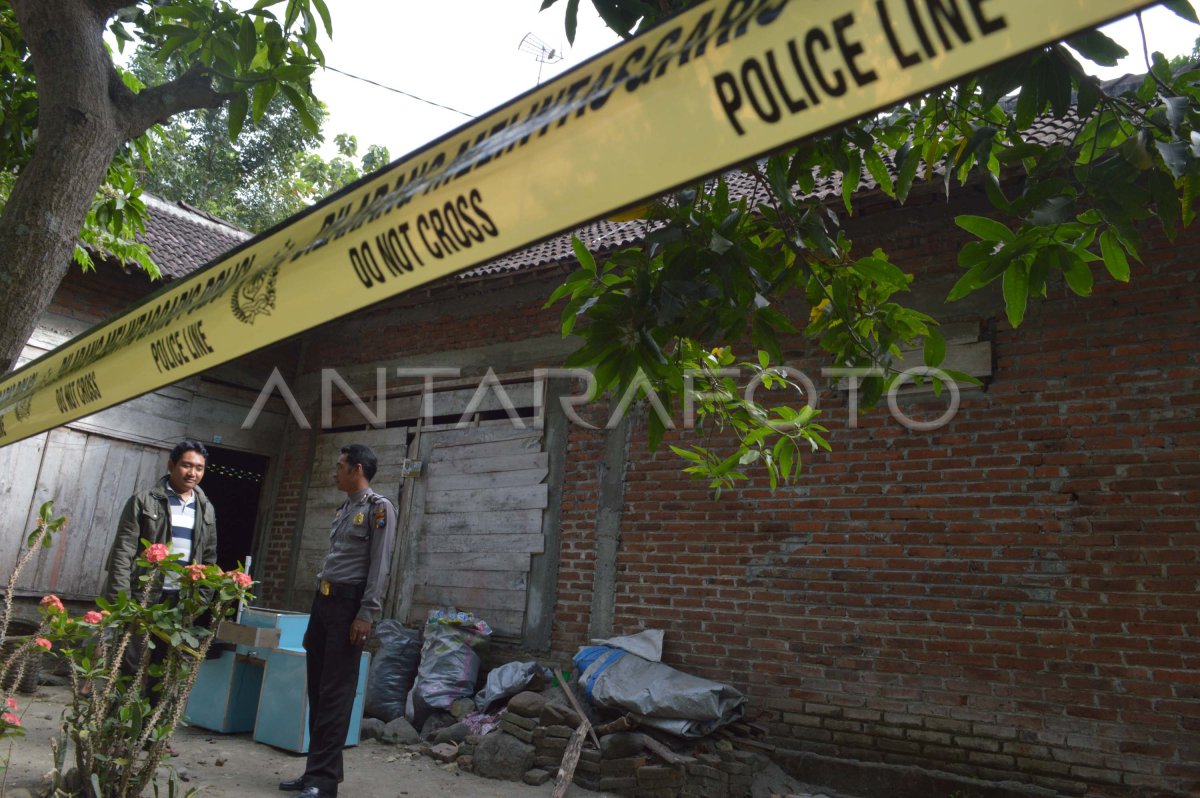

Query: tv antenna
[[518, 32, 563, 85]]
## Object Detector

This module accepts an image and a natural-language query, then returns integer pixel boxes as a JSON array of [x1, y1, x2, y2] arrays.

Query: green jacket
[[101, 476, 218, 603]]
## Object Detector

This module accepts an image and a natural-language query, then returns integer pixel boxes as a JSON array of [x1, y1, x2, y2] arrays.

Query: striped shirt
[[162, 486, 196, 591]]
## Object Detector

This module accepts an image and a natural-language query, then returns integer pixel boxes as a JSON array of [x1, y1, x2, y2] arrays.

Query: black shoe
[[296, 787, 335, 798], [278, 776, 307, 791]]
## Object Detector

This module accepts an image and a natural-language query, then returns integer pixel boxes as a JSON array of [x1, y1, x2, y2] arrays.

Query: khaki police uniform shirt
[[317, 487, 397, 624]]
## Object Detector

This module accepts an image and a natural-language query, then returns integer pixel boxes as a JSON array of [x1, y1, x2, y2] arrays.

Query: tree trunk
[[0, 1, 125, 374]]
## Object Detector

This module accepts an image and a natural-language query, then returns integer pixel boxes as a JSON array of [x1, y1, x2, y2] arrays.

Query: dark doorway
[[201, 447, 270, 572]]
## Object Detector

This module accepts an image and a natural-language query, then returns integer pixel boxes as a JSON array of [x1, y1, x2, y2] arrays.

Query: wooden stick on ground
[[557, 680, 601, 749], [636, 732, 697, 767], [552, 717, 591, 798]]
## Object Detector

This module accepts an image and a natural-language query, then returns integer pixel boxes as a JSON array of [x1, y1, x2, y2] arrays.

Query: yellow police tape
[[0, 0, 1153, 446]]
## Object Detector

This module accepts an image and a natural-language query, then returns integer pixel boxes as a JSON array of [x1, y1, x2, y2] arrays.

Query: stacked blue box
[[185, 608, 371, 748], [184, 649, 263, 733], [253, 646, 370, 753]]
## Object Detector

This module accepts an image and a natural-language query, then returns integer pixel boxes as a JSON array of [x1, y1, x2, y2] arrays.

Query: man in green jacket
[[102, 440, 219, 603]]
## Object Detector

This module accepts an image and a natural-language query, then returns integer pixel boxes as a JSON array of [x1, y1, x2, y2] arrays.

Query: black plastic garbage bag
[[364, 620, 421, 722]]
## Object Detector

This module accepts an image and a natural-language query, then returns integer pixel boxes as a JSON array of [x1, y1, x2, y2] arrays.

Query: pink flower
[[82, 611, 103, 624], [230, 572, 252, 589], [144, 543, 169, 564], [5, 698, 17, 710], [185, 564, 206, 582], [2, 713, 19, 726], [39, 594, 64, 613], [33, 638, 51, 651]]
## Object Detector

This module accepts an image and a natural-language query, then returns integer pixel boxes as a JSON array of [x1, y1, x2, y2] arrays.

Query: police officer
[[280, 443, 396, 798]]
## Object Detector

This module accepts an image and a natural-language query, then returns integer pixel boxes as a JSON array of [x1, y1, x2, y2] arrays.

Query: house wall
[[550, 196, 1200, 797], [252, 195, 1199, 797]]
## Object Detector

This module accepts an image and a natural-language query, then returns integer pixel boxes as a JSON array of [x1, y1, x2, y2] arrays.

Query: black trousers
[[302, 593, 363, 795]]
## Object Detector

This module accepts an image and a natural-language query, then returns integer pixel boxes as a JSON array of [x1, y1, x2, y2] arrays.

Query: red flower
[[39, 594, 64, 613], [5, 698, 17, 711], [144, 543, 169, 564], [33, 638, 51, 651], [82, 611, 103, 624], [230, 572, 253, 589], [2, 713, 19, 726], [185, 564, 207, 582]]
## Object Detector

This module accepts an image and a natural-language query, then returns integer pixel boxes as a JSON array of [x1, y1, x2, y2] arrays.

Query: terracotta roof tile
[[139, 194, 252, 279]]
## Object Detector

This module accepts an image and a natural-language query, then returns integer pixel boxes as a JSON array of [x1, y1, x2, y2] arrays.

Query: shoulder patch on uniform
[[373, 505, 387, 529]]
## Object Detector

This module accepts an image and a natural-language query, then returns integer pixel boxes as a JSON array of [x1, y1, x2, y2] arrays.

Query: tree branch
[[116, 64, 231, 140]]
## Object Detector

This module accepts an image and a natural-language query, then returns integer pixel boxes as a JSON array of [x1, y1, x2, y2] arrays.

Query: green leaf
[[226, 92, 248, 140], [669, 445, 704, 462], [237, 17, 257, 67], [1155, 140, 1189, 179], [955, 214, 1013, 243], [895, 141, 920, 202], [1098, 229, 1130, 282], [565, 242, 596, 284], [311, 0, 333, 36], [564, 0, 580, 44], [842, 149, 862, 212], [922, 327, 945, 367], [251, 79, 278, 123], [853, 256, 909, 289], [278, 83, 319, 134], [862, 147, 895, 198], [941, 369, 984, 388], [946, 253, 1010, 301], [1149, 169, 1181, 239], [1161, 0, 1200, 24], [1061, 257, 1094, 296], [1065, 30, 1127, 66], [1002, 261, 1030, 327]]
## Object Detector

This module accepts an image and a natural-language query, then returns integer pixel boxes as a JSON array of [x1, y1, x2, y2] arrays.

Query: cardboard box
[[216, 620, 280, 649]]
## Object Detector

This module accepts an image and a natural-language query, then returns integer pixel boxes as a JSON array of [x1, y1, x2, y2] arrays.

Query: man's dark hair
[[170, 440, 209, 464], [341, 444, 378, 481]]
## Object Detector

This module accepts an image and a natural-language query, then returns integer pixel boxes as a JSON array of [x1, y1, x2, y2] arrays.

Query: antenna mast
[[517, 32, 563, 85]]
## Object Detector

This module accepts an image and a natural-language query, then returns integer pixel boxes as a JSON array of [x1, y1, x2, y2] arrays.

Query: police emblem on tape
[[230, 263, 280, 324]]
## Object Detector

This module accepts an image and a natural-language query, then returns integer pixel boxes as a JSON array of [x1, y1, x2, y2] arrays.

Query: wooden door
[[393, 422, 547, 638]]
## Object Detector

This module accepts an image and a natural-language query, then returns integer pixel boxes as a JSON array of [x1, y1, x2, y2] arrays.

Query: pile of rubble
[[362, 687, 835, 798]]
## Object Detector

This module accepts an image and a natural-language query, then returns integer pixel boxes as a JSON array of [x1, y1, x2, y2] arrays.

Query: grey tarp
[[574, 630, 745, 738]]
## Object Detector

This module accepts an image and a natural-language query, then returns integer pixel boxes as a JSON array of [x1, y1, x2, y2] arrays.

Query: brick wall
[[253, 196, 1198, 796], [548, 198, 1199, 796]]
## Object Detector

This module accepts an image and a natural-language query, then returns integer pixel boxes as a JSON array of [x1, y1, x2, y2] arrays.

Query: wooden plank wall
[[0, 430, 168, 599], [403, 424, 547, 638]]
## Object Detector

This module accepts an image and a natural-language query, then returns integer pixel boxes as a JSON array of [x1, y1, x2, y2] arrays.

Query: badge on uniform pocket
[[353, 511, 364, 525]]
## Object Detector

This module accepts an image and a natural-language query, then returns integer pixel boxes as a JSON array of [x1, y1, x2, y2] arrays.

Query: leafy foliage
[[0, 0, 331, 276], [545, 0, 1200, 491], [129, 51, 388, 233]]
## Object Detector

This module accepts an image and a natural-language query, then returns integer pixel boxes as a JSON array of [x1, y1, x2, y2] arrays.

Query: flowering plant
[[38, 542, 255, 798], [0, 501, 255, 798]]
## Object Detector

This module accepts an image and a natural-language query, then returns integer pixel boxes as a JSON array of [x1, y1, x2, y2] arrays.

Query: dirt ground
[[0, 683, 615, 798]]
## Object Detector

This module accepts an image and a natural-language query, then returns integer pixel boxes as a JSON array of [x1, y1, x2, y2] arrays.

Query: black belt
[[318, 579, 364, 600]]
